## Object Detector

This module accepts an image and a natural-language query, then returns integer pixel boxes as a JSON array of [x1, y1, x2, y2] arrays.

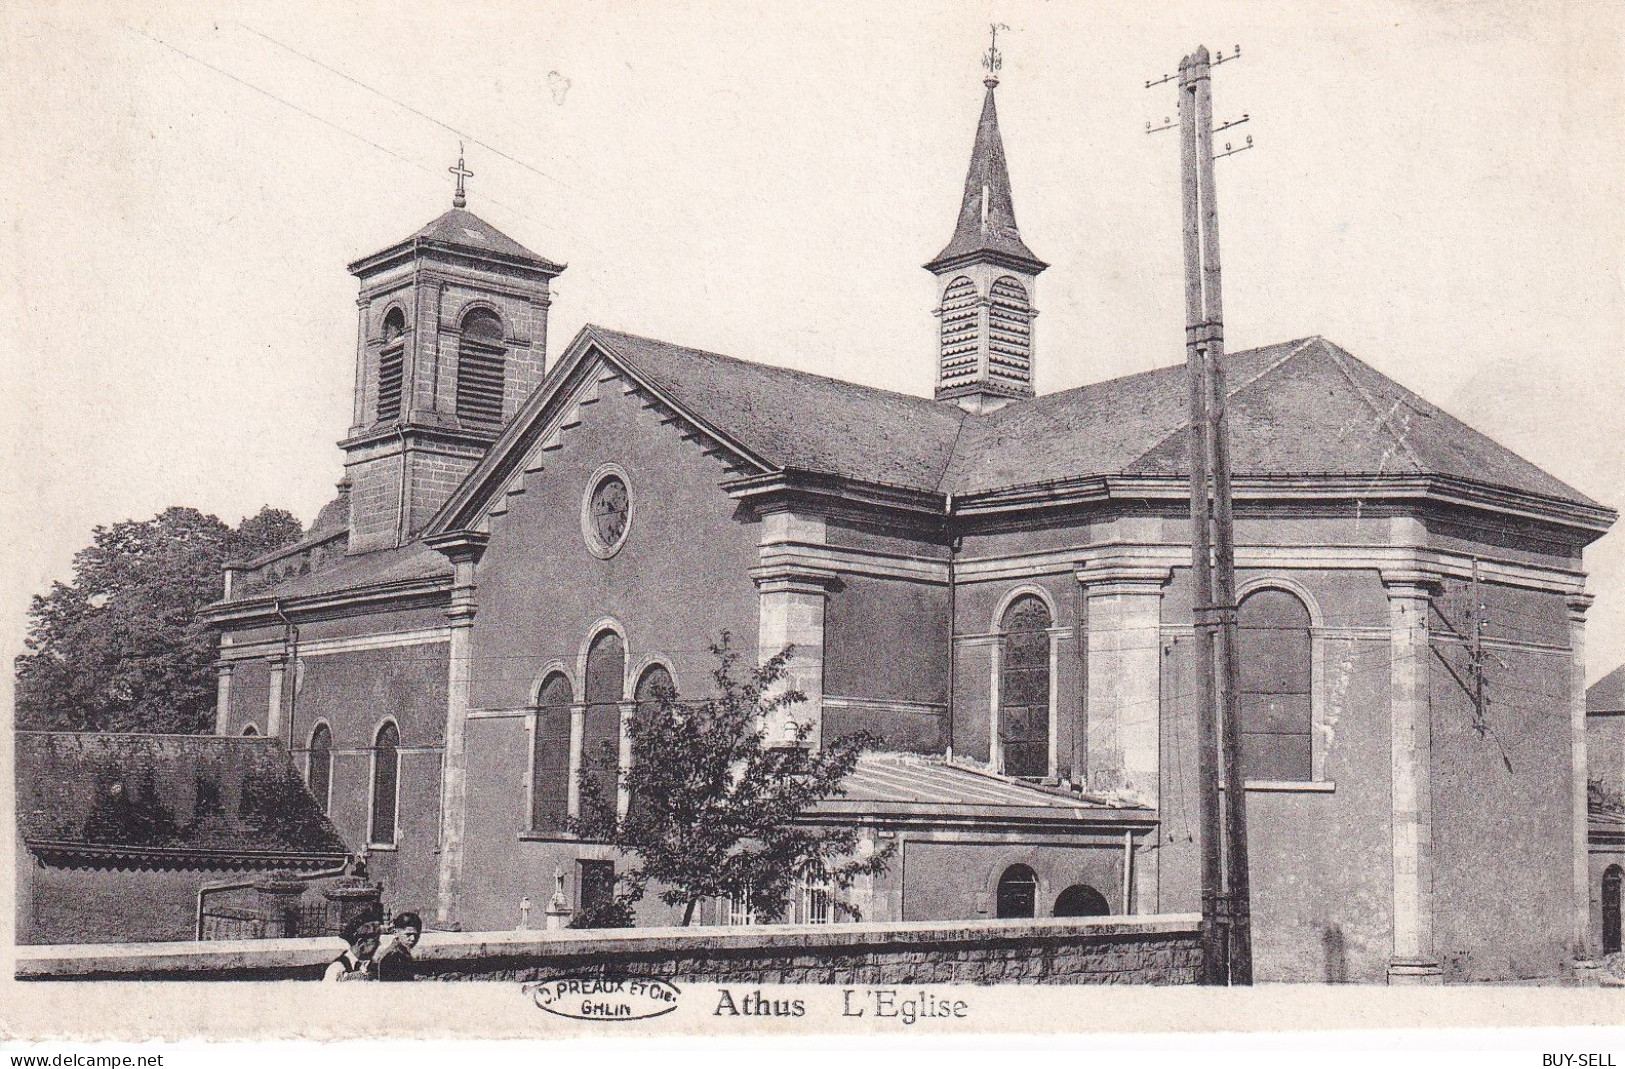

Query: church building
[[201, 66, 1615, 984]]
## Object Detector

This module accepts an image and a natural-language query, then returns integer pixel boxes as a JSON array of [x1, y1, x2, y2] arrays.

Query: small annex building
[[14, 732, 349, 944], [1586, 665, 1625, 957], [199, 70, 1614, 983]]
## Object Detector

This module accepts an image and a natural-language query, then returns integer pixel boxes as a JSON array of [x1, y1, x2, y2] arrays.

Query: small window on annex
[[1237, 588, 1314, 782], [531, 673, 573, 834], [369, 721, 400, 846]]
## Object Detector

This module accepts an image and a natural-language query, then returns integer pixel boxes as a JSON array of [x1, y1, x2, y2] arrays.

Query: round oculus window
[[583, 468, 632, 557]]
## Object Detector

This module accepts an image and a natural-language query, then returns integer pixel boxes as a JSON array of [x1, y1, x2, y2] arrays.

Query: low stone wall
[[18, 914, 1202, 985]]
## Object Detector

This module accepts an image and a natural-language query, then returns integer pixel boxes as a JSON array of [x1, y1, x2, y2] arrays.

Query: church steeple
[[926, 29, 1047, 413]]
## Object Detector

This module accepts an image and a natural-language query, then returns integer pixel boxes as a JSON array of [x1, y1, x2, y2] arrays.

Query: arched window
[[634, 665, 673, 722], [581, 631, 626, 824], [531, 673, 573, 834], [938, 276, 979, 388], [1053, 884, 1111, 918], [307, 723, 332, 814], [377, 307, 406, 424], [241, 724, 258, 737], [995, 864, 1038, 919], [1238, 588, 1314, 782], [1605, 865, 1623, 955], [456, 308, 506, 430], [987, 276, 1032, 387], [369, 721, 400, 846], [627, 665, 674, 823], [999, 594, 1051, 778]]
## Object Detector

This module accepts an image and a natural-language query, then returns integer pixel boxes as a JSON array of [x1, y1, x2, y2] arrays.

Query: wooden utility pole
[[1157, 43, 1255, 984], [1177, 50, 1226, 987]]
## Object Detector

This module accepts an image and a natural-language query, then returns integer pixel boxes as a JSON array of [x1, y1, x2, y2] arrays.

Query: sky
[[4, 0, 1623, 680]]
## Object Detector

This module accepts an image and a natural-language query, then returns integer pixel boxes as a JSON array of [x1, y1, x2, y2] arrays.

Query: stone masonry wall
[[19, 916, 1202, 985]]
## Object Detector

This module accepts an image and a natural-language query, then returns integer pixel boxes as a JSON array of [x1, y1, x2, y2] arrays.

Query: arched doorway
[[1053, 884, 1111, 918], [1605, 865, 1623, 955], [995, 864, 1038, 919]]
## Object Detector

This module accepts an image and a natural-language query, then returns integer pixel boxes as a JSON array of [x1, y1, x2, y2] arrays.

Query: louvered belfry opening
[[376, 307, 406, 423], [987, 275, 1032, 387], [456, 308, 507, 431], [939, 276, 980, 388]]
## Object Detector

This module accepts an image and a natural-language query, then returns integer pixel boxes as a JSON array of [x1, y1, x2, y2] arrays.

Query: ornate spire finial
[[449, 143, 474, 209], [982, 23, 1008, 87]]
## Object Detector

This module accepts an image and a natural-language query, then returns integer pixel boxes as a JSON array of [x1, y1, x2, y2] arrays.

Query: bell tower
[[341, 151, 566, 552], [926, 31, 1048, 414]]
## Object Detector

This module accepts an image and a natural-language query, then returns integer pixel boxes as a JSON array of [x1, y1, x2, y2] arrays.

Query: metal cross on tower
[[449, 143, 474, 209]]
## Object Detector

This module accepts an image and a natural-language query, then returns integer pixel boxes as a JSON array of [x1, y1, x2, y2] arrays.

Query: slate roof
[[240, 541, 451, 603], [251, 328, 1605, 607], [593, 327, 968, 492], [1589, 665, 1625, 714], [354, 208, 563, 273], [810, 753, 1147, 822], [588, 328, 1599, 509], [926, 82, 1045, 271], [15, 732, 350, 866]]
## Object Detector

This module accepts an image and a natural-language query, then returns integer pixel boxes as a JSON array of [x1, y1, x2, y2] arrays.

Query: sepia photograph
[[4, 0, 1624, 1044]]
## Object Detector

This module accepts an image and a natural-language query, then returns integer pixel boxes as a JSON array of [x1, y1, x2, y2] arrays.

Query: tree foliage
[[570, 634, 893, 926], [15, 506, 302, 734]]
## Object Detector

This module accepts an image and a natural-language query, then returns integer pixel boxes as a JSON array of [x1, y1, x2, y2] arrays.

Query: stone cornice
[[951, 473, 1614, 538], [200, 574, 452, 629], [725, 470, 947, 520], [750, 563, 841, 595], [348, 239, 564, 282], [1075, 558, 1173, 595], [1379, 568, 1445, 598], [425, 530, 490, 566]]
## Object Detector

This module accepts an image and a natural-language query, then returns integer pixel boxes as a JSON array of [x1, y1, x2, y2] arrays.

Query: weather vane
[[449, 142, 474, 209], [983, 23, 1009, 85]]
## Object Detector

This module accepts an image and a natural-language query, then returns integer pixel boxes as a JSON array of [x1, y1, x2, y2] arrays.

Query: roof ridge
[[587, 325, 950, 410], [1117, 336, 1323, 472], [1317, 338, 1428, 473]]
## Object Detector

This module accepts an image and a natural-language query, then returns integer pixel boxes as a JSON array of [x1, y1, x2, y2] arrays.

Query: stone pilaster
[[1567, 592, 1596, 963], [266, 655, 286, 740], [752, 566, 838, 748], [426, 531, 488, 929], [752, 509, 835, 748], [214, 661, 234, 736], [567, 703, 585, 821], [617, 699, 635, 820], [1382, 570, 1443, 984], [1076, 562, 1170, 805]]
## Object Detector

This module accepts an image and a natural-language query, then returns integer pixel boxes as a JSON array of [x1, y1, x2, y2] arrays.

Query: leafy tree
[[570, 634, 893, 926], [15, 506, 302, 734]]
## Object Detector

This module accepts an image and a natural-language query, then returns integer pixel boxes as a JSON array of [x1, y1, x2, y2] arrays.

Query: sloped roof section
[[810, 753, 1147, 822], [15, 732, 350, 865], [590, 328, 969, 493], [946, 336, 1601, 509], [1589, 664, 1625, 714], [242, 541, 451, 603], [434, 326, 1604, 541], [408, 208, 558, 266]]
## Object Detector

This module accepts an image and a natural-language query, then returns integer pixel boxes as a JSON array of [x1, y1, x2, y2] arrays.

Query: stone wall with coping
[[18, 914, 1201, 985]]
